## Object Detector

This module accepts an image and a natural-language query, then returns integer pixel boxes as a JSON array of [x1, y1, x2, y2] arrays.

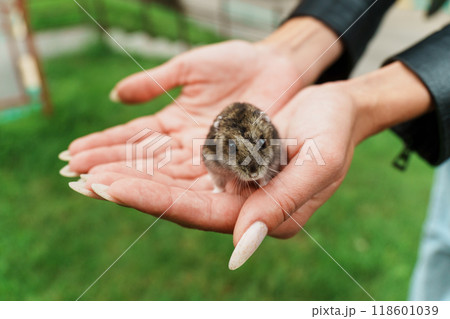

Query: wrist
[[258, 17, 343, 85], [342, 61, 433, 144]]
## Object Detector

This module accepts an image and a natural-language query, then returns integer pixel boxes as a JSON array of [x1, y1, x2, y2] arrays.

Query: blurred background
[[0, 0, 449, 300]]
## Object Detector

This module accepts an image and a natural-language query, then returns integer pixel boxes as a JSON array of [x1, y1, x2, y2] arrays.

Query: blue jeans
[[409, 160, 450, 300]]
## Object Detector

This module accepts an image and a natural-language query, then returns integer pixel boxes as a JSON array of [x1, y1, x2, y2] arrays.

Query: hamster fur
[[202, 102, 281, 193]]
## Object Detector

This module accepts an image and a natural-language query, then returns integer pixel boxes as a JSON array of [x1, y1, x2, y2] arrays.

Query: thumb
[[228, 159, 330, 270], [110, 56, 187, 104]]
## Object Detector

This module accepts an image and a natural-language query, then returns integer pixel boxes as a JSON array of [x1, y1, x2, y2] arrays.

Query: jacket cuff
[[286, 0, 395, 82], [386, 25, 450, 166]]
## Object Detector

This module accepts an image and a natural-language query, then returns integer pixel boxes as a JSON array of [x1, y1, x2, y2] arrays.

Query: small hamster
[[202, 102, 281, 193]]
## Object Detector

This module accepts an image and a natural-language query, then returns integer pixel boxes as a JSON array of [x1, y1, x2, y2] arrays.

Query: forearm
[[343, 61, 433, 143], [283, 0, 395, 82], [258, 17, 344, 85]]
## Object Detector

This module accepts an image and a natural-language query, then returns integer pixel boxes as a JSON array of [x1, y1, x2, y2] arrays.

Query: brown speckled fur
[[202, 102, 281, 193]]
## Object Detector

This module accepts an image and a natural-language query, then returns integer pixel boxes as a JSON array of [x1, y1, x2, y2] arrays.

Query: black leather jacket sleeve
[[385, 25, 450, 166], [286, 1, 450, 166], [286, 0, 396, 82]]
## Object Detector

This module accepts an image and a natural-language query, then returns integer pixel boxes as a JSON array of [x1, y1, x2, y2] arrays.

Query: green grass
[[0, 42, 434, 300], [27, 0, 225, 45]]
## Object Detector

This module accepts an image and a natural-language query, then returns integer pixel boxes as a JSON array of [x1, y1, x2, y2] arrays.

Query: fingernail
[[228, 221, 268, 270], [80, 174, 91, 181], [91, 183, 121, 204], [59, 165, 80, 178], [109, 88, 120, 103], [58, 150, 71, 161], [68, 180, 97, 197]]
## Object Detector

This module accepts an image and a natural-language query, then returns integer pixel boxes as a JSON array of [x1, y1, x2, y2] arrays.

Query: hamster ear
[[213, 116, 223, 129], [260, 111, 270, 123]]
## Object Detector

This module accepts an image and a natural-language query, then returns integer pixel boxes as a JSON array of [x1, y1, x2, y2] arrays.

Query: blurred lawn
[[0, 40, 434, 300], [27, 0, 225, 45]]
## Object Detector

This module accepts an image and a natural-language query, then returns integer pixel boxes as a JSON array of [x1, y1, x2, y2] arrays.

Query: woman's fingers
[[228, 152, 341, 270], [267, 210, 310, 239], [268, 180, 343, 239], [157, 160, 207, 179], [107, 178, 245, 233], [68, 137, 181, 174], [88, 155, 207, 180], [69, 171, 133, 200], [68, 115, 168, 155], [82, 170, 211, 191], [233, 160, 330, 242], [85, 147, 193, 174], [113, 57, 186, 104]]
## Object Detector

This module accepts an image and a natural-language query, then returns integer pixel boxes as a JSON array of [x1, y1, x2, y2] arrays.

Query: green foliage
[[0, 43, 434, 300], [27, 0, 225, 45]]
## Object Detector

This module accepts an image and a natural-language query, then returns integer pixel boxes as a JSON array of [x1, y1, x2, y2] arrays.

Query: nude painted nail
[[80, 174, 91, 182], [59, 165, 80, 178], [91, 183, 121, 204], [228, 221, 268, 270], [68, 180, 96, 197], [109, 88, 120, 103], [58, 150, 71, 161]]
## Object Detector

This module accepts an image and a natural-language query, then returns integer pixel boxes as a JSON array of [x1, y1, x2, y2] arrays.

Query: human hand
[[77, 62, 433, 270], [228, 61, 433, 269], [73, 82, 361, 268], [60, 17, 342, 176]]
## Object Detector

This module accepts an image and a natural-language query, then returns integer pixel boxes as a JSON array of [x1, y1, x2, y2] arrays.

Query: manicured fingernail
[[91, 183, 121, 204], [228, 221, 268, 270], [59, 165, 80, 178], [68, 180, 96, 197], [109, 88, 120, 103], [80, 174, 91, 181], [58, 150, 71, 161]]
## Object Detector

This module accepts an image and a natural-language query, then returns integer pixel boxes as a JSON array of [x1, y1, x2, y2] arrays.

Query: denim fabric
[[409, 159, 450, 300]]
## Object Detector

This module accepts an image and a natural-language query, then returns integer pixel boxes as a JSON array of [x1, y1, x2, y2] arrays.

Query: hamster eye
[[257, 138, 266, 149]]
